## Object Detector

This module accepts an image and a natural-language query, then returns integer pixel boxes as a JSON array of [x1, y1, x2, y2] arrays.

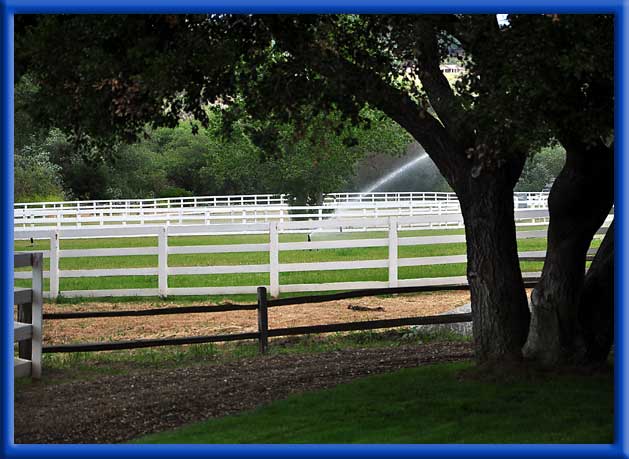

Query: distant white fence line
[[14, 191, 461, 212], [13, 208, 591, 301], [14, 191, 549, 230]]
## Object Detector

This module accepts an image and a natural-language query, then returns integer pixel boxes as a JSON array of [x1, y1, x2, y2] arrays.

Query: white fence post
[[269, 222, 280, 297], [158, 226, 169, 298], [31, 252, 43, 379], [388, 216, 398, 288], [49, 230, 60, 299]]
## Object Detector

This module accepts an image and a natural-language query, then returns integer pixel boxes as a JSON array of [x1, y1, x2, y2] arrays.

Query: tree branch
[[412, 25, 469, 142], [264, 17, 460, 172]]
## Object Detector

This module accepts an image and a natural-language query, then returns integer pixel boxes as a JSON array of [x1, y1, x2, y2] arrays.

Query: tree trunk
[[577, 220, 614, 364], [524, 141, 613, 366], [457, 172, 530, 363]]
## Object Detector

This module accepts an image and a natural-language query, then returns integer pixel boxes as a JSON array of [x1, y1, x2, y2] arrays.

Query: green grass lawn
[[133, 360, 614, 444]]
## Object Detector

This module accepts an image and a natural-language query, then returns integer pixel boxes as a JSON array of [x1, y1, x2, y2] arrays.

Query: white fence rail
[[12, 209, 586, 300], [14, 202, 464, 229], [14, 191, 462, 212], [15, 191, 550, 211], [14, 252, 43, 379], [14, 192, 550, 230]]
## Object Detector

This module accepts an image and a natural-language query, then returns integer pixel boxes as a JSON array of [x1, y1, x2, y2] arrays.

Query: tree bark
[[577, 220, 614, 364], [457, 168, 531, 363], [524, 141, 613, 366]]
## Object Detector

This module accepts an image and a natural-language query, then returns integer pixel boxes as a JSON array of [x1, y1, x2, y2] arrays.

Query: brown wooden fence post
[[257, 286, 269, 354]]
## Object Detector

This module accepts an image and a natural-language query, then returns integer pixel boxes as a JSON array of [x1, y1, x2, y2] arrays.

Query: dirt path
[[15, 342, 473, 444]]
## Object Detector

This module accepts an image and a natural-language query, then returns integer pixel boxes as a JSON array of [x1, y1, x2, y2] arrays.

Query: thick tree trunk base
[[524, 141, 613, 366], [458, 173, 530, 364], [577, 221, 614, 364]]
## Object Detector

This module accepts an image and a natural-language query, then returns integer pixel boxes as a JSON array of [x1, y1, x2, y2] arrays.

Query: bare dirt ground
[[43, 291, 471, 345], [14, 342, 473, 444]]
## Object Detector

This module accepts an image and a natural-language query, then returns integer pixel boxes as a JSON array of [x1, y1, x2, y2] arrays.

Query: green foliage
[[99, 108, 409, 203], [14, 76, 66, 202], [16, 15, 612, 186], [15, 101, 409, 201], [157, 187, 193, 199], [258, 109, 410, 205], [458, 15, 613, 151], [14, 74, 47, 151], [515, 145, 566, 192], [14, 129, 66, 202]]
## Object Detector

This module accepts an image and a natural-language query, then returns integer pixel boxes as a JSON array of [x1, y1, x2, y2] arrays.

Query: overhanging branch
[[265, 17, 455, 168]]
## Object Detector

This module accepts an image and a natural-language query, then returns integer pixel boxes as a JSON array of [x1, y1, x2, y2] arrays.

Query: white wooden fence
[[14, 191, 461, 212], [14, 192, 550, 230], [14, 252, 43, 379], [14, 201, 464, 229], [12, 208, 584, 300]]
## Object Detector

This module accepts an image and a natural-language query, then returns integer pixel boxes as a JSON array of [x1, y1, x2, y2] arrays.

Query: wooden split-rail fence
[[41, 283, 511, 356], [19, 255, 599, 371]]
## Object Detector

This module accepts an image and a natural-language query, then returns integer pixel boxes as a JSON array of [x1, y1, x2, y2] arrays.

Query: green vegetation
[[516, 145, 566, 192], [133, 361, 613, 444], [14, 77, 66, 202], [15, 75, 411, 203]]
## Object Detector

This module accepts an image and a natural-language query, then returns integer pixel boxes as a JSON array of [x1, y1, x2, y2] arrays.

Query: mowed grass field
[[14, 225, 600, 299]]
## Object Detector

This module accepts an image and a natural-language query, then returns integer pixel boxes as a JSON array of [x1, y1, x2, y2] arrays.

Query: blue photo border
[[1, 1, 627, 458]]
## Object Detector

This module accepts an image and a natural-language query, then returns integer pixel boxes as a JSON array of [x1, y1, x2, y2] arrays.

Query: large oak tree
[[460, 14, 614, 365], [15, 14, 613, 364]]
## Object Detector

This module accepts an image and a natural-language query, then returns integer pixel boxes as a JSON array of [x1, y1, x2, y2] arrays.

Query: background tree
[[14, 76, 65, 202], [515, 145, 565, 192], [14, 130, 65, 202]]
